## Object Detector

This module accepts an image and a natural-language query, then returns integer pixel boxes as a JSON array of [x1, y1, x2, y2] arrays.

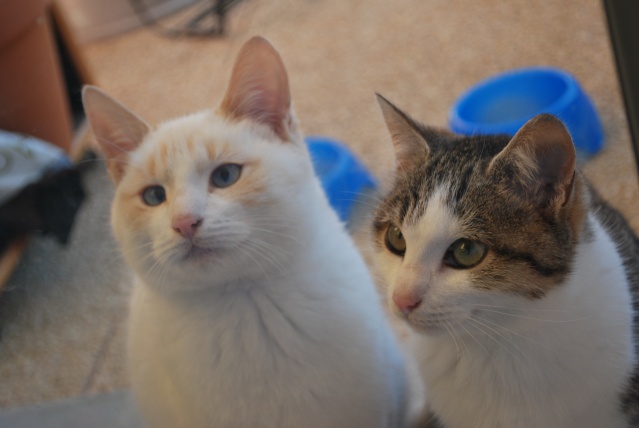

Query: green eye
[[385, 225, 406, 256], [211, 164, 242, 188], [444, 238, 487, 269], [142, 185, 166, 206]]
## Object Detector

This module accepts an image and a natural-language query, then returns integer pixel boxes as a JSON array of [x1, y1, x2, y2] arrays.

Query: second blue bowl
[[306, 136, 376, 222], [448, 67, 603, 155]]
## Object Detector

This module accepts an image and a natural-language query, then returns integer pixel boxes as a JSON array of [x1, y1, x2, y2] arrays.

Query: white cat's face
[[112, 112, 310, 291], [84, 37, 310, 293]]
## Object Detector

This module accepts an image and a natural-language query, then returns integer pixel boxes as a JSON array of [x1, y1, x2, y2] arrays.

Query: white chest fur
[[127, 219, 407, 428], [416, 217, 636, 428]]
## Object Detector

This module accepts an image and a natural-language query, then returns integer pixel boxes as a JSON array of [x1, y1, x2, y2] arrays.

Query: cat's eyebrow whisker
[[475, 307, 589, 323]]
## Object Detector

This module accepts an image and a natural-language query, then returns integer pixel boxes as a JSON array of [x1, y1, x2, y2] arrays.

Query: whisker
[[333, 198, 381, 211], [442, 320, 461, 359], [336, 190, 384, 205], [475, 308, 588, 323], [474, 303, 572, 313], [472, 313, 554, 351], [251, 227, 303, 245], [458, 322, 494, 366], [243, 240, 287, 276], [468, 316, 534, 366], [248, 237, 289, 259], [451, 322, 473, 365], [235, 243, 271, 282]]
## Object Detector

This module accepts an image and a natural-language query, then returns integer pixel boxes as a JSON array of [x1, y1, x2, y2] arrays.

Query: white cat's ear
[[82, 86, 151, 183], [376, 94, 430, 172], [489, 114, 576, 208], [219, 36, 294, 142]]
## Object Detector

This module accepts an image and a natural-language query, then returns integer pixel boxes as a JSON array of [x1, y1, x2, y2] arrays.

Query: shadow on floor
[[0, 390, 143, 428]]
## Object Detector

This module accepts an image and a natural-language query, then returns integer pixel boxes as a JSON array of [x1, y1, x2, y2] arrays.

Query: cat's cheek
[[375, 253, 403, 298]]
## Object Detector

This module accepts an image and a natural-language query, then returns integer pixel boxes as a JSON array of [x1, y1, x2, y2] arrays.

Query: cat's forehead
[[426, 135, 508, 184], [382, 135, 509, 226], [131, 112, 254, 176]]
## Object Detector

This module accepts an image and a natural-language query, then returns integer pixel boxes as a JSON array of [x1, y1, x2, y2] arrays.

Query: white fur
[[117, 113, 408, 428], [376, 188, 636, 428]]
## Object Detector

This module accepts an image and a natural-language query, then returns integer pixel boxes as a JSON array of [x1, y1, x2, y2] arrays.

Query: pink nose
[[392, 291, 423, 315], [172, 214, 202, 238]]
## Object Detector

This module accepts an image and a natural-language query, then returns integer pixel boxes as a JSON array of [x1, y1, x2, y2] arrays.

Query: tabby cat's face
[[373, 96, 583, 334]]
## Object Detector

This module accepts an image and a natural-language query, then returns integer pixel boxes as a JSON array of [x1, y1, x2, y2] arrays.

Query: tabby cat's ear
[[82, 86, 150, 183], [219, 36, 294, 142], [488, 114, 576, 208], [376, 94, 430, 171]]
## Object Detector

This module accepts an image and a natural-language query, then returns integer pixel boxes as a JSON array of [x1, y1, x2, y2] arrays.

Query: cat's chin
[[403, 319, 452, 336], [396, 308, 470, 337], [154, 241, 231, 271], [182, 244, 222, 264]]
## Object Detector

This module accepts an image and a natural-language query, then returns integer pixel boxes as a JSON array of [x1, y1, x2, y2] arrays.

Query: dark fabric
[[0, 167, 85, 253]]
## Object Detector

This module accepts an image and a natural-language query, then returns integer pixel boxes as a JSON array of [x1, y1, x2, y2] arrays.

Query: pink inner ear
[[494, 114, 576, 207], [219, 37, 291, 140], [82, 86, 150, 182], [376, 94, 430, 172]]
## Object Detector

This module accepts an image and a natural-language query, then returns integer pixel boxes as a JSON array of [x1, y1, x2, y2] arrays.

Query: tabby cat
[[372, 94, 639, 427]]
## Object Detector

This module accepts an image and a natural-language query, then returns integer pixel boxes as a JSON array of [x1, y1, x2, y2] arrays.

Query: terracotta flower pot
[[0, 0, 73, 152]]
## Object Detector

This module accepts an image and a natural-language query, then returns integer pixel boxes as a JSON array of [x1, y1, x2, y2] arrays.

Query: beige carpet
[[1, 0, 637, 410]]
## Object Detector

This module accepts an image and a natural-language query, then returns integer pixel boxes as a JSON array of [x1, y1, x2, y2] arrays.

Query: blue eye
[[142, 185, 166, 206], [211, 164, 242, 188]]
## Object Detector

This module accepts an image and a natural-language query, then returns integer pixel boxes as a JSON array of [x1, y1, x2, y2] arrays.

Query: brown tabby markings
[[373, 111, 588, 300]]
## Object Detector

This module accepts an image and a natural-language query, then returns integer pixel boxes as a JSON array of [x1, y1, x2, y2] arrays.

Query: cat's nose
[[393, 291, 422, 315], [172, 214, 202, 238]]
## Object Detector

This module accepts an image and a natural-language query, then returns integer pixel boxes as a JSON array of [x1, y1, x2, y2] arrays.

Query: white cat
[[82, 37, 407, 428], [372, 95, 639, 428]]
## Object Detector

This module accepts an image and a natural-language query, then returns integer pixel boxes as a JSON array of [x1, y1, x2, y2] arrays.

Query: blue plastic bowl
[[448, 67, 603, 155], [306, 136, 376, 222]]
